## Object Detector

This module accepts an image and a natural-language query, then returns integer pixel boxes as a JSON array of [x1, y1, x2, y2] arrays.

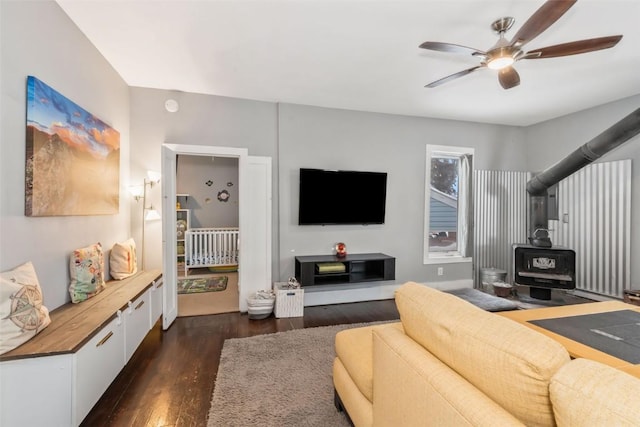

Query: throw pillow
[[110, 238, 138, 280], [0, 262, 52, 355], [69, 242, 105, 303]]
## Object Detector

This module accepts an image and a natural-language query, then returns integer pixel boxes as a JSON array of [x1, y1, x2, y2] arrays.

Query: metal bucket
[[480, 267, 507, 293]]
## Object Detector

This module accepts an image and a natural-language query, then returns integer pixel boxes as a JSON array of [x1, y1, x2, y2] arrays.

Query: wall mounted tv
[[298, 168, 388, 225]]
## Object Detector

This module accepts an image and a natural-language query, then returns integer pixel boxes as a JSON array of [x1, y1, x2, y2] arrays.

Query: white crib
[[184, 227, 239, 276]]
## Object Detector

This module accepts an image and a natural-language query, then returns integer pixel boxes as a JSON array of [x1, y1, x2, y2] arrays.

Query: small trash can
[[492, 281, 513, 298], [247, 290, 275, 320]]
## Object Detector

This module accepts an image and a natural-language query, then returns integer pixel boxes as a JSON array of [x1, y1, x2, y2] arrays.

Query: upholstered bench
[[0, 270, 163, 426]]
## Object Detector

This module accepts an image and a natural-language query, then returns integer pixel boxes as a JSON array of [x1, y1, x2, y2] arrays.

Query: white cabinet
[[75, 314, 125, 424], [0, 315, 126, 427], [124, 289, 151, 362], [0, 271, 161, 427], [0, 354, 73, 427]]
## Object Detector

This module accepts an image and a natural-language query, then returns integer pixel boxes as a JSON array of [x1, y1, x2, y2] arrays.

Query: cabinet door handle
[[96, 331, 114, 347], [134, 300, 145, 310], [155, 280, 164, 289]]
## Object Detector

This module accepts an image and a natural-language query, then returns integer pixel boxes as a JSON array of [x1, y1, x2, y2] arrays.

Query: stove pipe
[[526, 107, 640, 248]]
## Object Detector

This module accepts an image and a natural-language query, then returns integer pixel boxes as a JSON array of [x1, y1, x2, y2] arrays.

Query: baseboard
[[302, 279, 474, 306], [303, 282, 399, 306]]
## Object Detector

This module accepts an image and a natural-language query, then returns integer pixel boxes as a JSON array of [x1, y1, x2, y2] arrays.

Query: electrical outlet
[[437, 267, 444, 276]]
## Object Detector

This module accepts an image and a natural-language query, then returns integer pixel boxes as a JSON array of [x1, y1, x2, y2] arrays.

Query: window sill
[[424, 256, 472, 265]]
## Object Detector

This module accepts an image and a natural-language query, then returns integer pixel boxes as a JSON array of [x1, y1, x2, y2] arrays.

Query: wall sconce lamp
[[129, 171, 162, 269]]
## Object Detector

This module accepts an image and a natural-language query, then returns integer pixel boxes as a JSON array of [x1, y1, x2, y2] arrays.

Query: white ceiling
[[56, 0, 640, 126]]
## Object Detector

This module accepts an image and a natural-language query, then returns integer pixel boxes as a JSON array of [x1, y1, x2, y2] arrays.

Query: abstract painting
[[25, 76, 120, 216]]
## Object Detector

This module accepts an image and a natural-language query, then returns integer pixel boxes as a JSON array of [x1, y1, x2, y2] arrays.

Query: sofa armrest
[[372, 326, 524, 427], [550, 358, 640, 426]]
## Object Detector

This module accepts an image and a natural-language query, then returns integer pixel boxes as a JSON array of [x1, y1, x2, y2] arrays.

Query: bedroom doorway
[[176, 154, 240, 316], [161, 144, 272, 330]]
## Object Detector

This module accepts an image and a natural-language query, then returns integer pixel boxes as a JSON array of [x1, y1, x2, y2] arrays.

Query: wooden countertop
[[1, 269, 162, 361]]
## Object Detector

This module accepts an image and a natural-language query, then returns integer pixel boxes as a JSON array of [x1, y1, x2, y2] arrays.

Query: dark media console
[[295, 253, 395, 287]]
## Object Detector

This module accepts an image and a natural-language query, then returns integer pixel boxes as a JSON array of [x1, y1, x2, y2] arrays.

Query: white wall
[[0, 1, 131, 309], [524, 95, 640, 286]]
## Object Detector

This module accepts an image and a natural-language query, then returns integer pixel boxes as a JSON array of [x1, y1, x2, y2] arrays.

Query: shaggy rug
[[207, 322, 384, 426], [177, 276, 228, 294]]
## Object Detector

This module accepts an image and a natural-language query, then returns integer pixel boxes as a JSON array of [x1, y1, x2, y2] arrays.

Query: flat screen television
[[298, 168, 387, 225]]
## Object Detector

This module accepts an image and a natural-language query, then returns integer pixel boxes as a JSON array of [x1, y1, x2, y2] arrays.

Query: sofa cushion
[[0, 262, 52, 355], [550, 358, 640, 426], [109, 238, 138, 280], [69, 242, 105, 303], [335, 322, 403, 403], [372, 325, 526, 427], [395, 282, 570, 427]]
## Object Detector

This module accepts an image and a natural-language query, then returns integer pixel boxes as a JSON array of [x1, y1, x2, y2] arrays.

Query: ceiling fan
[[419, 0, 622, 89]]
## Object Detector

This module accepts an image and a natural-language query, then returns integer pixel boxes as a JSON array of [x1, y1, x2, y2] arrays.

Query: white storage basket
[[273, 282, 304, 318], [247, 290, 275, 320]]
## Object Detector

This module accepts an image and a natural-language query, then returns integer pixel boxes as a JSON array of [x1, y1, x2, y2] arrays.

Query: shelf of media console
[[294, 253, 395, 287]]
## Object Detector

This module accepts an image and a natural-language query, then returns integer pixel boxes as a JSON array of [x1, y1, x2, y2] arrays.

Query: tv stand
[[295, 253, 395, 287]]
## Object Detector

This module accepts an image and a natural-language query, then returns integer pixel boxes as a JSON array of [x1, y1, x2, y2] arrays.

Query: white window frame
[[423, 144, 474, 264]]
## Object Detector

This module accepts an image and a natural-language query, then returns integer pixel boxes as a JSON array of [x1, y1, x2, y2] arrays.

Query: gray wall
[[177, 155, 239, 228], [128, 87, 279, 271], [524, 95, 640, 286], [4, 2, 637, 307], [277, 103, 528, 285], [0, 1, 131, 309]]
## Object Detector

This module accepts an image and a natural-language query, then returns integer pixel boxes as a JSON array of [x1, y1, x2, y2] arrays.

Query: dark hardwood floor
[[82, 288, 592, 427], [81, 299, 400, 427]]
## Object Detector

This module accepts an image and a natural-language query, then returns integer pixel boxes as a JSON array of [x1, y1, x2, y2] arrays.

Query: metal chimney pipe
[[526, 107, 640, 247], [527, 108, 640, 196]]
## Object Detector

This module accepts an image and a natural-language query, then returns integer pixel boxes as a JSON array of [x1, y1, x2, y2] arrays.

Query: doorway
[[176, 154, 240, 316], [161, 144, 272, 330]]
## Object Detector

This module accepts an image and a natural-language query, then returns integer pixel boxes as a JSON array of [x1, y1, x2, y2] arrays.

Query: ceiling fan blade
[[498, 67, 520, 90], [524, 35, 623, 59], [510, 0, 577, 47], [419, 41, 486, 56], [425, 65, 483, 88]]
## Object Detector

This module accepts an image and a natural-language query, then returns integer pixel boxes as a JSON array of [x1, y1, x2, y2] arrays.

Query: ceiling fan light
[[488, 56, 514, 70]]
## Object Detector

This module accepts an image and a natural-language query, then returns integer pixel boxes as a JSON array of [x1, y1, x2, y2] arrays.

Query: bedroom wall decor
[[25, 76, 120, 216], [217, 189, 230, 202]]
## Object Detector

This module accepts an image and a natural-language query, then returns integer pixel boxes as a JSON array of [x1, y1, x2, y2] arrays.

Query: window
[[423, 145, 474, 264]]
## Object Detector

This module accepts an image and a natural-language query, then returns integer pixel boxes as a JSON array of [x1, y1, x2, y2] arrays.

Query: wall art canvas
[[25, 76, 120, 216]]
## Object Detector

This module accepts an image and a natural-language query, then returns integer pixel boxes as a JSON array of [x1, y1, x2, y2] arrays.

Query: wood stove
[[513, 244, 575, 300], [517, 107, 640, 299]]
